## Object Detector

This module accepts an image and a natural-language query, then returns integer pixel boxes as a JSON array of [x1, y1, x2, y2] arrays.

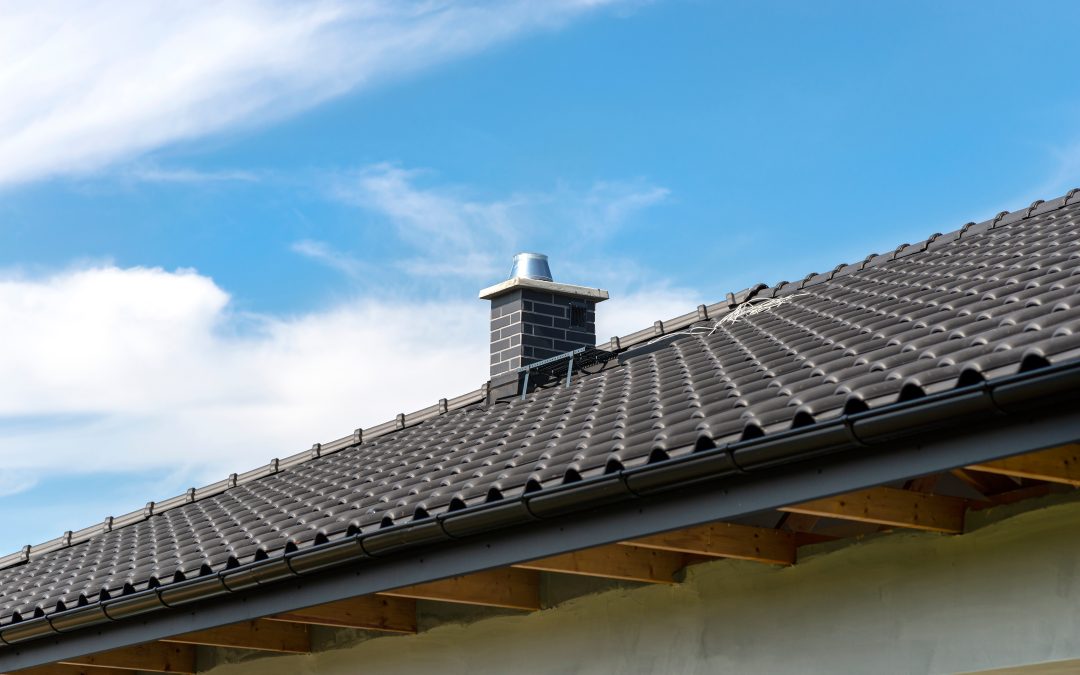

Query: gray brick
[[491, 291, 523, 311], [521, 290, 554, 304], [491, 337, 512, 353], [531, 302, 567, 318], [535, 325, 567, 340], [565, 330, 594, 344], [521, 311, 554, 326], [553, 340, 580, 352], [524, 335, 553, 349]]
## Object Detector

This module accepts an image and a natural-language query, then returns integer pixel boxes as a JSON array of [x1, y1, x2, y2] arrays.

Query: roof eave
[[3, 360, 1079, 671]]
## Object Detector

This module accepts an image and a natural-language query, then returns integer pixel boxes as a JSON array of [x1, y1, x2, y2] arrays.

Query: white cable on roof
[[717, 294, 805, 326]]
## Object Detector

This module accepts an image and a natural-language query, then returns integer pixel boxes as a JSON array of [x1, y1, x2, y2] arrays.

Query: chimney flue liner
[[509, 252, 553, 282]]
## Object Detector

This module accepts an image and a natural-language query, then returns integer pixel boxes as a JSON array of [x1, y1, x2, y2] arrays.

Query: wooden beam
[[968, 483, 1059, 510], [950, 468, 1018, 497], [163, 619, 309, 653], [968, 444, 1080, 487], [905, 474, 941, 494], [779, 486, 966, 534], [9, 666, 132, 675], [380, 567, 540, 611], [60, 643, 195, 674], [779, 511, 821, 534], [269, 595, 417, 633], [623, 522, 795, 565], [793, 531, 837, 547], [513, 543, 686, 584]]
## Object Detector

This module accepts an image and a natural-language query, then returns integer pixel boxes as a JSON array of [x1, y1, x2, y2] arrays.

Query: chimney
[[480, 253, 609, 389]]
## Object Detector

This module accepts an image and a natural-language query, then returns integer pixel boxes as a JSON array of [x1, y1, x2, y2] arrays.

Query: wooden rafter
[[968, 444, 1080, 487], [514, 543, 686, 584], [380, 567, 541, 611], [162, 618, 309, 653], [59, 643, 195, 674], [270, 595, 417, 633], [624, 522, 796, 565], [779, 486, 966, 533]]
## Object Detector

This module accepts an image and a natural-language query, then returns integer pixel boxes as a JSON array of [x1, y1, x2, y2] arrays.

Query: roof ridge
[[3, 186, 1076, 572], [721, 188, 1080, 304]]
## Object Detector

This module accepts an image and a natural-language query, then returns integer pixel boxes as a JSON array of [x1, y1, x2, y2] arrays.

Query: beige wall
[[208, 494, 1080, 675]]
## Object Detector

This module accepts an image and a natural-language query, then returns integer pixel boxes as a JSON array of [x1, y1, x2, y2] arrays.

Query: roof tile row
[[2, 191, 1080, 627]]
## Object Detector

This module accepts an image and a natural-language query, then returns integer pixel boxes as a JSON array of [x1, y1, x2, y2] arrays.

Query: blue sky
[[2, 0, 1080, 553]]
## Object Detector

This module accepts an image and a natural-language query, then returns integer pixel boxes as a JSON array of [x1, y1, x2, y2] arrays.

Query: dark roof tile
[[3, 191, 1080, 628]]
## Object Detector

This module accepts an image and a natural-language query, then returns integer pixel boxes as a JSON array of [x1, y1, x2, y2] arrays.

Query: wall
[[207, 494, 1080, 675]]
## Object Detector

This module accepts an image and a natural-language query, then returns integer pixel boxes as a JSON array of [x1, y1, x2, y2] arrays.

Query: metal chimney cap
[[509, 252, 553, 282]]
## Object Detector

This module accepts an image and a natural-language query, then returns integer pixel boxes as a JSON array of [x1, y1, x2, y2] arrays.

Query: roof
[[3, 189, 1080, 648]]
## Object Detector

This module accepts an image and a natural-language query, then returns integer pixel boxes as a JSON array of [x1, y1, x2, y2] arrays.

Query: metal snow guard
[[517, 346, 615, 400]]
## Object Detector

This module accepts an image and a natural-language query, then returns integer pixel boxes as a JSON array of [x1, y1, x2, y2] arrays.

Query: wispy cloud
[[291, 239, 367, 278], [0, 0, 627, 187], [125, 166, 261, 184], [328, 163, 672, 281], [0, 470, 36, 499], [317, 162, 698, 337], [1014, 137, 1080, 208], [576, 180, 671, 239]]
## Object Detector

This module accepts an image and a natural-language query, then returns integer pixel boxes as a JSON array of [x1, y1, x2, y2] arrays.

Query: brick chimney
[[480, 253, 609, 382]]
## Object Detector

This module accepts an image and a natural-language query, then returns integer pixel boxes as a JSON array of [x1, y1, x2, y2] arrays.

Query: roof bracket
[[517, 347, 614, 401]]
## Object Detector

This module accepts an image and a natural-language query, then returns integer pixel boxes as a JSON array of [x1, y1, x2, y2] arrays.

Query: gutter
[[1, 359, 1079, 669]]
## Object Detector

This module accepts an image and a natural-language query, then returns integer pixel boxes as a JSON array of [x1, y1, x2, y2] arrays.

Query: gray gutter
[[1, 361, 1079, 670]]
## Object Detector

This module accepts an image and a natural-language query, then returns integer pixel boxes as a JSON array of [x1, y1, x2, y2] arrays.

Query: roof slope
[[3, 192, 1080, 629]]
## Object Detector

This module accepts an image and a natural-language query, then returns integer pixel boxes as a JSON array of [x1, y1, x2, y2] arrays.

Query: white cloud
[[328, 163, 672, 280], [595, 285, 702, 340], [330, 163, 514, 279], [291, 239, 367, 278], [0, 265, 696, 501], [124, 166, 261, 184], [0, 0, 625, 186], [0, 266, 488, 486]]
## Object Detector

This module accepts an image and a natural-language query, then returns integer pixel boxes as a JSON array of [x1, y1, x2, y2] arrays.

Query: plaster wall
[[208, 497, 1080, 675]]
